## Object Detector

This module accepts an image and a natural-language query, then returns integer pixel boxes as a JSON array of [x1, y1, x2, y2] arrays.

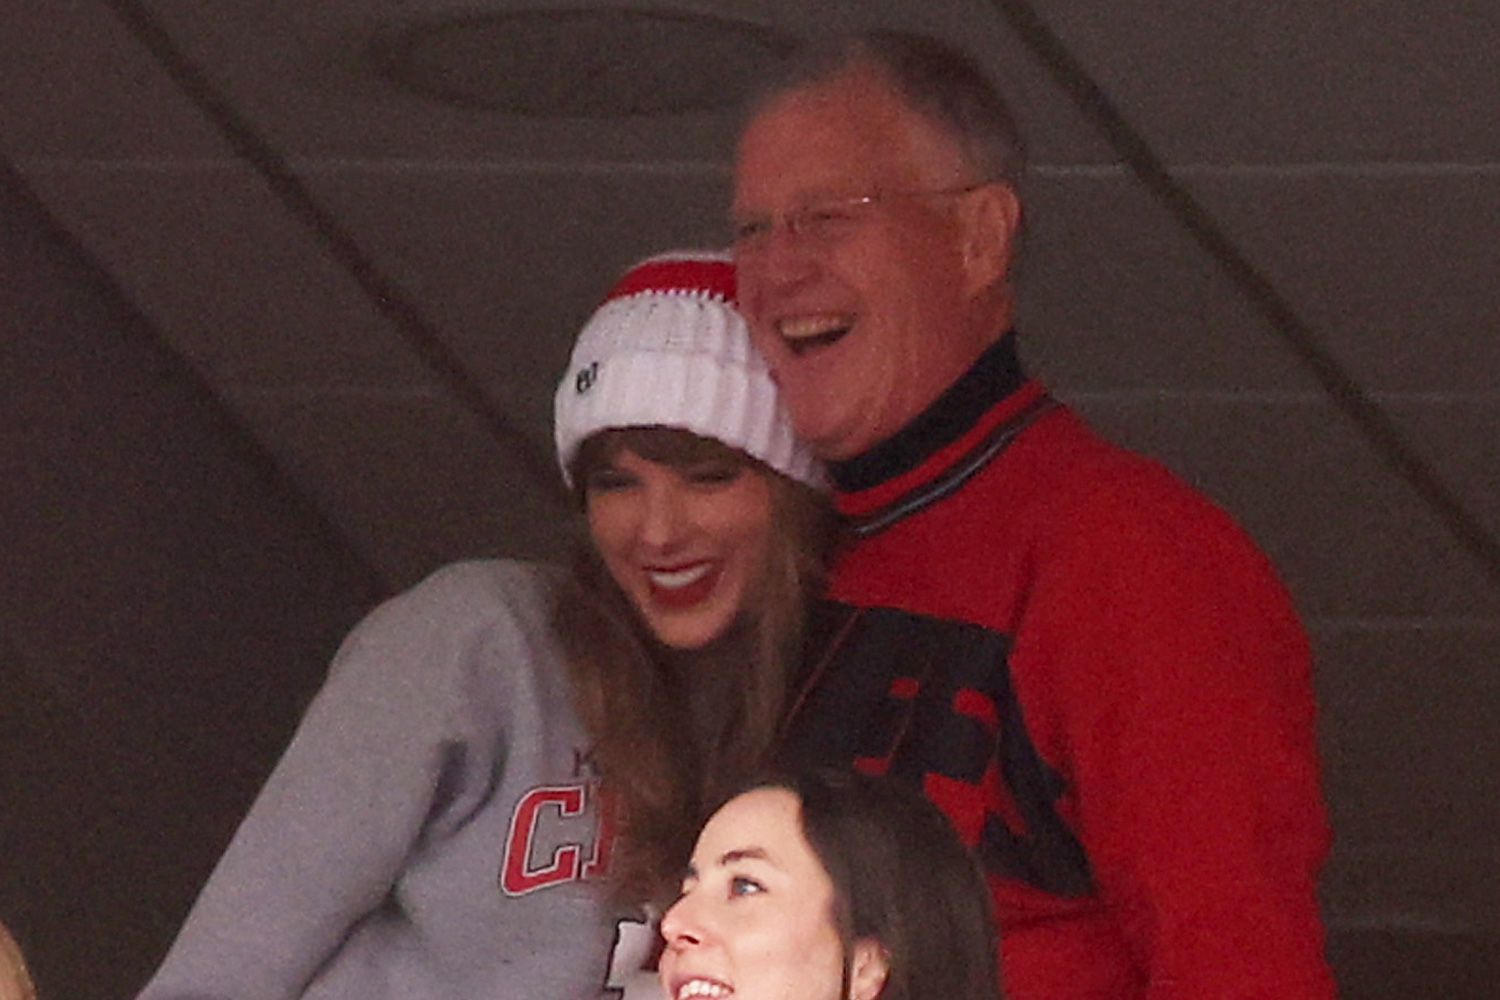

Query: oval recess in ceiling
[[366, 7, 796, 117]]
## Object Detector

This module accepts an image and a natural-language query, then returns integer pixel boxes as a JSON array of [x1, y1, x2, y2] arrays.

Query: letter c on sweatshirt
[[500, 785, 588, 895]]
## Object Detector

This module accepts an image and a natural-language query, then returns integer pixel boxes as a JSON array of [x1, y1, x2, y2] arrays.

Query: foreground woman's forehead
[[709, 788, 801, 828], [697, 789, 804, 850]]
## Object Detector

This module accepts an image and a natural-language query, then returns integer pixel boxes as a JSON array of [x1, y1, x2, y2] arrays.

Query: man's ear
[[959, 182, 1021, 295], [848, 938, 891, 1000]]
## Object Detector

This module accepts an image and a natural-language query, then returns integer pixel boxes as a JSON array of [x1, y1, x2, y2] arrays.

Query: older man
[[735, 32, 1335, 999]]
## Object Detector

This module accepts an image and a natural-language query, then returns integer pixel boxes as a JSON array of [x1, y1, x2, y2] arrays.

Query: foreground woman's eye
[[730, 875, 765, 897]]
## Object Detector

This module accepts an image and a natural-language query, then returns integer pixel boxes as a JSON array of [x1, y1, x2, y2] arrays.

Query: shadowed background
[[1, 2, 1496, 997]]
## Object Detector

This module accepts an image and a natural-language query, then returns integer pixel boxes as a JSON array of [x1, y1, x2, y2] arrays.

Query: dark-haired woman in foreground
[[661, 770, 1001, 1000]]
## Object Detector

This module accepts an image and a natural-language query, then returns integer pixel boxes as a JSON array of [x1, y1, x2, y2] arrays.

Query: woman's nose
[[659, 892, 705, 949], [638, 484, 686, 549]]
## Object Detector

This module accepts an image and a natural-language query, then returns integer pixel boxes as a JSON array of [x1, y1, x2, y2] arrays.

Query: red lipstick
[[648, 563, 721, 609]]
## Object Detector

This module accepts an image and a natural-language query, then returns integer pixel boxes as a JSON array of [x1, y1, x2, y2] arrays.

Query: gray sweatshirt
[[138, 560, 663, 1000]]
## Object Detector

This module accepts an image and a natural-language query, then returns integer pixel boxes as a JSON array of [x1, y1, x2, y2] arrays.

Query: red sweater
[[782, 338, 1334, 999]]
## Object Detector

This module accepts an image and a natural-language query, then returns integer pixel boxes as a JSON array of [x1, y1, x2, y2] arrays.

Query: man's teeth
[[779, 315, 848, 340], [648, 564, 713, 590], [677, 979, 733, 999]]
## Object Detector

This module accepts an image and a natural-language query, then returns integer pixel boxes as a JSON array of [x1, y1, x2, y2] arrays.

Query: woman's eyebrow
[[717, 847, 770, 866]]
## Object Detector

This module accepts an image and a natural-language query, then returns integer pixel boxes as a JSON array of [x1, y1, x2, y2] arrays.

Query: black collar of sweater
[[828, 331, 1026, 494]]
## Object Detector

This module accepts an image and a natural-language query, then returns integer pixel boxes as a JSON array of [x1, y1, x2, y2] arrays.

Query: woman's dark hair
[[757, 768, 1002, 1000], [553, 426, 837, 905]]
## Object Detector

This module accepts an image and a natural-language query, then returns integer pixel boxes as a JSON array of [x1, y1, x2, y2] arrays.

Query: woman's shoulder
[[379, 558, 567, 624], [328, 559, 570, 681], [409, 557, 564, 603]]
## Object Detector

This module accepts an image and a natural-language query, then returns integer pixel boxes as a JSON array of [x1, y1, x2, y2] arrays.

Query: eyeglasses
[[729, 181, 992, 255]]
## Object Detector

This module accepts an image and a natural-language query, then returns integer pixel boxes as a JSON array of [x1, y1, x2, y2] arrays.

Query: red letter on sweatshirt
[[501, 785, 586, 895]]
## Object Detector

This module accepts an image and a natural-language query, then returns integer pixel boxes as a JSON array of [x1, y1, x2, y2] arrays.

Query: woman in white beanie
[[137, 250, 833, 1000], [550, 250, 833, 907]]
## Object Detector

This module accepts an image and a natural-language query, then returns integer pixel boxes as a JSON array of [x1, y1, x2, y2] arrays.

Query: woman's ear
[[848, 938, 891, 1000]]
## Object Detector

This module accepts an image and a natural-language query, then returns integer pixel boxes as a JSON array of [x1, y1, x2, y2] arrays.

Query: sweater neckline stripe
[[847, 393, 1059, 538]]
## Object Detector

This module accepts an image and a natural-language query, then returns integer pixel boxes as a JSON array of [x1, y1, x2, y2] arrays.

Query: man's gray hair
[[745, 30, 1027, 189]]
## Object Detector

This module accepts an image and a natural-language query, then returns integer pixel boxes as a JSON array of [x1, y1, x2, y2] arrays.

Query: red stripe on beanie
[[604, 256, 736, 304]]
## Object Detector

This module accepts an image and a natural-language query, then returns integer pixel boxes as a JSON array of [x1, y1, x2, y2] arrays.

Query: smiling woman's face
[[584, 443, 775, 651], [658, 788, 847, 1000], [659, 788, 892, 1000]]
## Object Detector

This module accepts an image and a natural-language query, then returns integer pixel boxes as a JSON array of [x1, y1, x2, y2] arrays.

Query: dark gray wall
[[0, 161, 386, 999]]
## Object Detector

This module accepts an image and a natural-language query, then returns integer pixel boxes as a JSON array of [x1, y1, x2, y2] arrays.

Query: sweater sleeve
[[1017, 472, 1336, 1000], [136, 563, 518, 1000]]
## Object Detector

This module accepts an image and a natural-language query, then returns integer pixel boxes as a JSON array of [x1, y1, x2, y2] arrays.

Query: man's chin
[[799, 425, 866, 464]]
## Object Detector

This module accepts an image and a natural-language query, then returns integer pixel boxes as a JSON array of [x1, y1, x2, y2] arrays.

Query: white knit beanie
[[554, 249, 822, 489]]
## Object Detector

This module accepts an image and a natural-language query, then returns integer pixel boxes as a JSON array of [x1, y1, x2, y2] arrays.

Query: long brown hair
[[552, 426, 835, 905]]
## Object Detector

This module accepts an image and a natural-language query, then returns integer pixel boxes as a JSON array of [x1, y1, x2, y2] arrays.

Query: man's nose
[[740, 222, 818, 293], [760, 222, 821, 284]]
